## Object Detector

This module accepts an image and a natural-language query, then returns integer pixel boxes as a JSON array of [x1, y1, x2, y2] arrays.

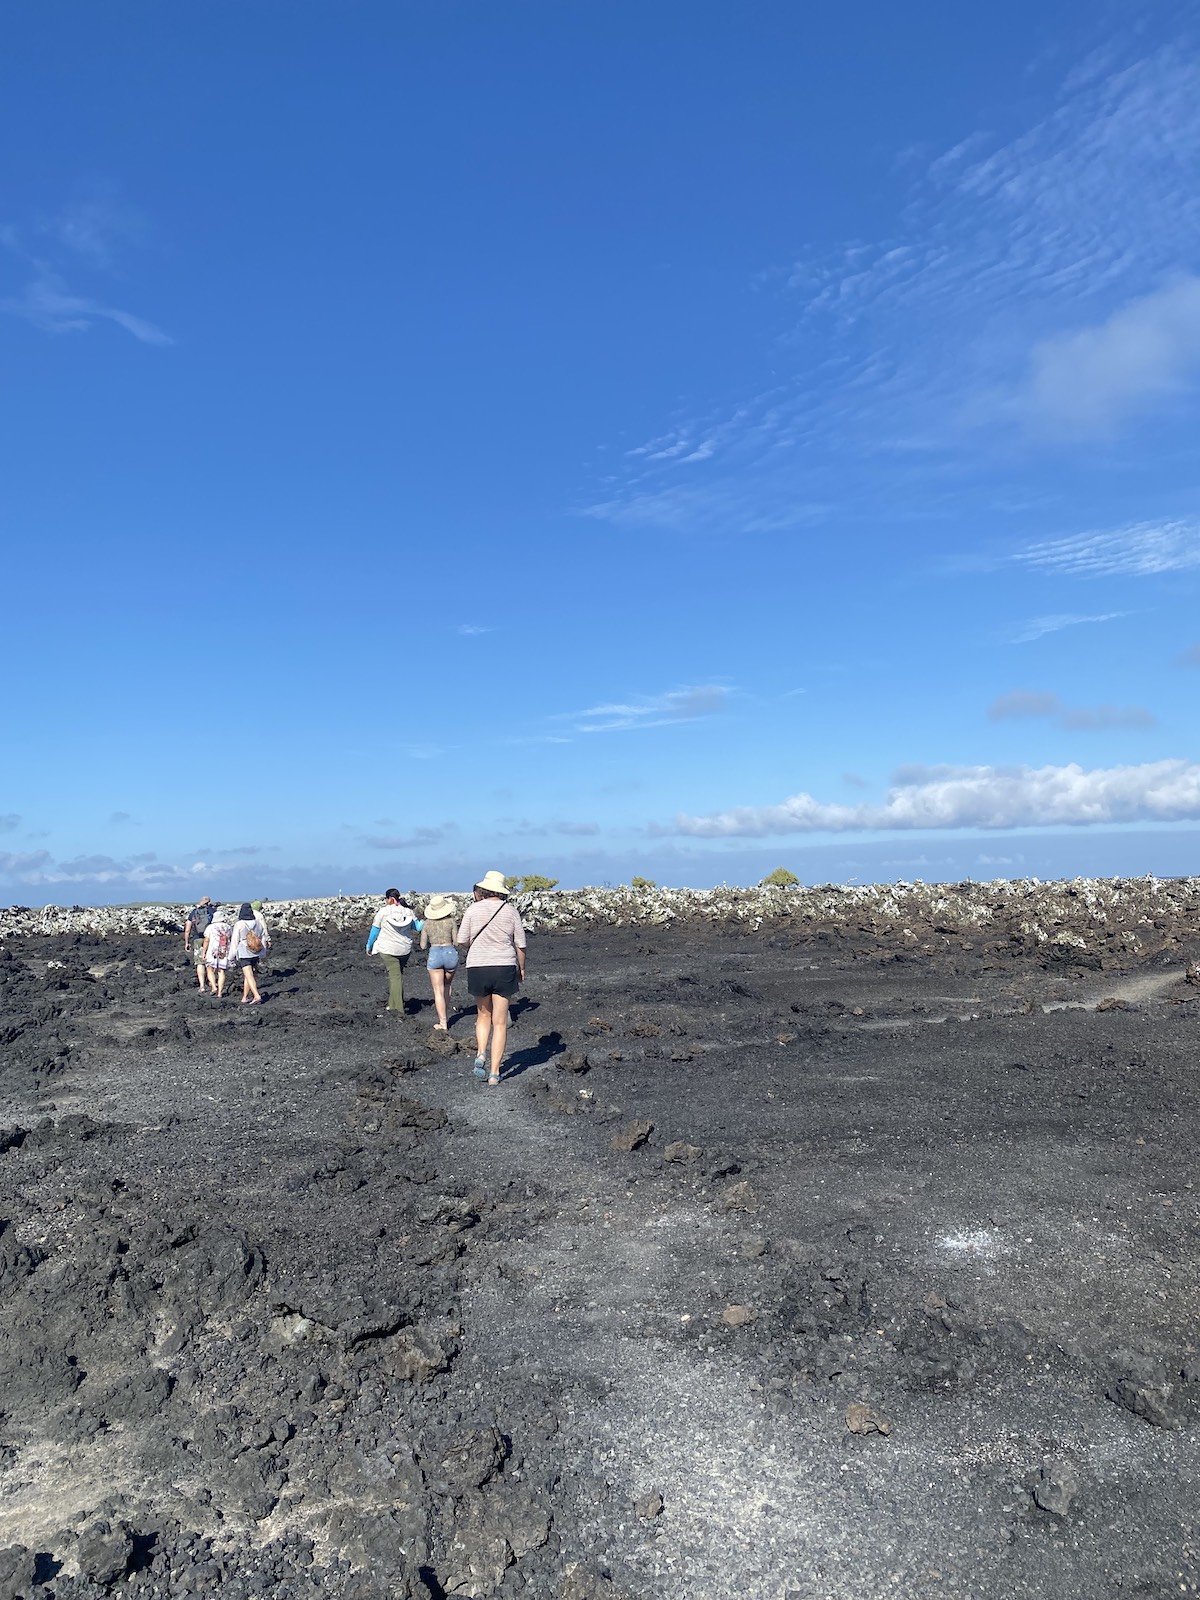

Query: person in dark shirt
[[184, 897, 217, 993]]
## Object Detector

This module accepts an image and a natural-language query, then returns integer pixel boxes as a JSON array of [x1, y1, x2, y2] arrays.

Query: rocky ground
[[1, 894, 1199, 1598]]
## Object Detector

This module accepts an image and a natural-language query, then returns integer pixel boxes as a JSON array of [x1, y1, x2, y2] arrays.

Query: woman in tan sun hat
[[420, 893, 460, 1031], [456, 871, 527, 1085]]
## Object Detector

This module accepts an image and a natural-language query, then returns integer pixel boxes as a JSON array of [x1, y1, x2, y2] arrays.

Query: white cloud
[[457, 624, 489, 635], [1013, 519, 1200, 579], [568, 684, 730, 734], [0, 270, 171, 345], [673, 759, 1200, 836], [1019, 276, 1200, 436], [1011, 611, 1128, 642]]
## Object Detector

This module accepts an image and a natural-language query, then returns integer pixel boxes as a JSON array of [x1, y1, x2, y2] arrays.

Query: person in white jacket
[[366, 888, 423, 1015]]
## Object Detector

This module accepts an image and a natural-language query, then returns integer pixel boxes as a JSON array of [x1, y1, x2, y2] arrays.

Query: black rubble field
[[1, 903, 1199, 1600]]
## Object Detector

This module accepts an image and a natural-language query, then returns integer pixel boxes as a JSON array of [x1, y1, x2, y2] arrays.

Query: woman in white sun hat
[[420, 893, 460, 1031], [456, 871, 526, 1085]]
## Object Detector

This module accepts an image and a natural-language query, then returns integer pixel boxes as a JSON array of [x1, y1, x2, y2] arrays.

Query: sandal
[[473, 1056, 487, 1078], [487, 1071, 501, 1086]]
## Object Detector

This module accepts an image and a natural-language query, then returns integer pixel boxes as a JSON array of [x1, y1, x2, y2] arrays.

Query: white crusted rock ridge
[[2, 876, 1198, 963]]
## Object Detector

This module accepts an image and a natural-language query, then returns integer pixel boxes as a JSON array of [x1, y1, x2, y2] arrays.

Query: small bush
[[760, 867, 800, 888], [505, 874, 559, 894], [630, 876, 657, 890]]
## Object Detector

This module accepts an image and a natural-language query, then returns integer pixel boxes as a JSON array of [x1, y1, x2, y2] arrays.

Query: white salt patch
[[938, 1228, 1005, 1257]]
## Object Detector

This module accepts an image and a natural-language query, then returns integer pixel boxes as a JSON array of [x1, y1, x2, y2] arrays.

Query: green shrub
[[505, 874, 559, 894], [760, 867, 800, 888], [630, 876, 657, 890]]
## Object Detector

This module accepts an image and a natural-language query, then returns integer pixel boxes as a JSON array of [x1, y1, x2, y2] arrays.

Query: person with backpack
[[366, 889, 423, 1016], [184, 898, 217, 993], [202, 912, 234, 999], [229, 902, 270, 1005], [456, 871, 526, 1085]]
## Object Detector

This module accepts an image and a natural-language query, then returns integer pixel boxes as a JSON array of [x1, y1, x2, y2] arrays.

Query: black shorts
[[467, 965, 520, 1000], [237, 956, 259, 969]]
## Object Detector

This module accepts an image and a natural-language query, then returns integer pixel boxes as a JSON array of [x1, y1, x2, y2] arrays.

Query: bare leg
[[488, 994, 510, 1080], [216, 967, 227, 998], [243, 963, 261, 1003], [196, 957, 205, 991], [475, 994, 492, 1061], [430, 968, 448, 1029]]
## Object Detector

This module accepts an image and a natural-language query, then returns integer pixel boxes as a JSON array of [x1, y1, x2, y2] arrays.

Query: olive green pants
[[380, 953, 408, 1012]]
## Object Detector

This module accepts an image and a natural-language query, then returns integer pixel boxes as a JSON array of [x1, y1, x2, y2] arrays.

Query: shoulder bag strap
[[463, 901, 506, 948]]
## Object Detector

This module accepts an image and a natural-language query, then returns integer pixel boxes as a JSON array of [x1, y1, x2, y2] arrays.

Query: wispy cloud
[[0, 814, 19, 832], [495, 818, 601, 838], [585, 40, 1200, 532], [0, 269, 171, 345], [567, 684, 730, 734], [0, 849, 53, 880], [457, 624, 489, 636], [1013, 519, 1200, 579], [1010, 611, 1126, 642], [1, 191, 169, 346], [1175, 643, 1200, 667], [988, 690, 1155, 730], [37, 193, 149, 269], [798, 45, 1200, 375], [0, 849, 206, 889], [673, 759, 1200, 836], [363, 825, 449, 851]]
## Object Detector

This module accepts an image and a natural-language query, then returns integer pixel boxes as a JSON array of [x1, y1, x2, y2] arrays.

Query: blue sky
[[3, 1, 1200, 902]]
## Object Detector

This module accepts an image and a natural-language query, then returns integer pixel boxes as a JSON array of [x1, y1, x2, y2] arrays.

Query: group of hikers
[[183, 899, 271, 1004], [183, 871, 527, 1085]]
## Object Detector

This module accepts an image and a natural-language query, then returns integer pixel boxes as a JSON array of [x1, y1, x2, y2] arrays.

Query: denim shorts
[[426, 945, 459, 972]]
